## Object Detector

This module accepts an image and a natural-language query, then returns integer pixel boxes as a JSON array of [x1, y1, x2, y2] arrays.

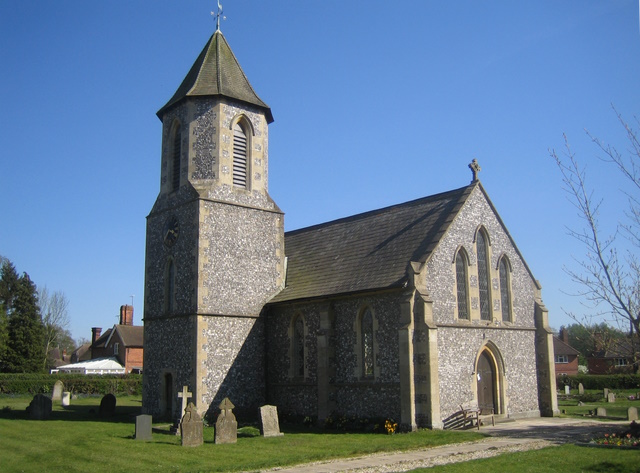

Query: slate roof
[[553, 337, 580, 356], [112, 324, 144, 348], [157, 30, 273, 122], [269, 184, 476, 304]]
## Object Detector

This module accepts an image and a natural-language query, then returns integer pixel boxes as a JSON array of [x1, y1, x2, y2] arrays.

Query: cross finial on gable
[[211, 1, 226, 31], [469, 159, 481, 182]]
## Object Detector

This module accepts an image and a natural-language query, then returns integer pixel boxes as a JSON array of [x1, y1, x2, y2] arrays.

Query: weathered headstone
[[607, 392, 616, 403], [604, 388, 609, 398], [51, 380, 64, 401], [259, 405, 284, 437], [578, 383, 584, 395], [596, 407, 607, 417], [628, 407, 638, 421], [215, 398, 237, 444], [27, 394, 52, 420], [61, 391, 71, 407], [99, 393, 117, 417], [564, 385, 570, 395], [180, 402, 203, 447], [135, 414, 153, 441]]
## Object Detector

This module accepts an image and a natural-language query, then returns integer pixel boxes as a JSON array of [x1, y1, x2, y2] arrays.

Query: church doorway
[[476, 350, 496, 413], [163, 372, 174, 421]]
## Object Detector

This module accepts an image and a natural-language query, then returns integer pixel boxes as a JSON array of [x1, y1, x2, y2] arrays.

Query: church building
[[142, 25, 558, 430]]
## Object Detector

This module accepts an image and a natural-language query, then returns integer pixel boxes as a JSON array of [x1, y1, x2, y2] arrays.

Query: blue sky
[[1, 1, 638, 342]]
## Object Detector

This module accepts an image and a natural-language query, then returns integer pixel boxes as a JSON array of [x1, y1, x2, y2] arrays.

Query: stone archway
[[475, 344, 505, 415]]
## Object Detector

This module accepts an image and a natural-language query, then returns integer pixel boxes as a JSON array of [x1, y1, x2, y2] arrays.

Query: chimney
[[120, 305, 134, 325], [560, 326, 569, 344], [91, 327, 102, 345]]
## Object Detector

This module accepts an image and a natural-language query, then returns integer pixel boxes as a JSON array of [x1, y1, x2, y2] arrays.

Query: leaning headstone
[[135, 414, 153, 441], [27, 394, 52, 420], [51, 380, 64, 401], [61, 391, 71, 407], [604, 388, 609, 398], [215, 398, 238, 444], [259, 405, 284, 437], [564, 385, 570, 395], [596, 407, 607, 417], [180, 402, 203, 447], [628, 407, 638, 421], [99, 393, 117, 417], [607, 392, 616, 403], [578, 383, 584, 395]]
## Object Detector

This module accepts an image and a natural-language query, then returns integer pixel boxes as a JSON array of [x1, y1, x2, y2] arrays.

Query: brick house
[[91, 305, 144, 374], [553, 328, 580, 376], [588, 337, 637, 374]]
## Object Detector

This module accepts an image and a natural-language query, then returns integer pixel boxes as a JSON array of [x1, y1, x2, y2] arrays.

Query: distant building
[[553, 327, 580, 376], [588, 335, 637, 374]]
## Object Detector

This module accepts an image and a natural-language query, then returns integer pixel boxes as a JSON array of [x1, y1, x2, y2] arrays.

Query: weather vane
[[212, 1, 226, 31]]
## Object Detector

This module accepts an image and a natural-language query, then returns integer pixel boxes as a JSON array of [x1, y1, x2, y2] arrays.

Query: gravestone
[[135, 414, 153, 441], [564, 385, 570, 395], [578, 383, 584, 395], [99, 393, 116, 417], [61, 391, 70, 407], [259, 405, 284, 437], [51, 380, 64, 401], [607, 392, 616, 403], [27, 394, 52, 420], [177, 385, 192, 418], [596, 407, 607, 417], [627, 407, 638, 421], [180, 402, 203, 447], [215, 398, 237, 444], [603, 388, 609, 398]]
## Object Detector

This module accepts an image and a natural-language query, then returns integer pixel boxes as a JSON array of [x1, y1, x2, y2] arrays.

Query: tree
[[38, 286, 70, 370], [5, 272, 45, 372], [0, 259, 20, 372], [561, 323, 625, 365], [550, 109, 640, 372]]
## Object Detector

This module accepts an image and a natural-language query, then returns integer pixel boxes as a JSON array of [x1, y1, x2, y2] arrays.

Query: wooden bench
[[460, 401, 495, 430]]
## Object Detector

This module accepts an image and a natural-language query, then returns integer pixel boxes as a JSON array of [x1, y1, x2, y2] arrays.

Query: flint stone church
[[142, 26, 558, 430]]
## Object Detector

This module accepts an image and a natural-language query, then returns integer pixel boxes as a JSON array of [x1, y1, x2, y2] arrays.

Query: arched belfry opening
[[474, 343, 505, 416]]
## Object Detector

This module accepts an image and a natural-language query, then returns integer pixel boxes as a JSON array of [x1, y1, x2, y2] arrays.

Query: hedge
[[0, 373, 142, 395], [557, 373, 640, 391]]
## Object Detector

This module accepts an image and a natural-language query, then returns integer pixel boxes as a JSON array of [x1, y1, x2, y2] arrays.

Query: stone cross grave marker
[[578, 383, 584, 395], [27, 394, 52, 420], [628, 407, 638, 421], [215, 397, 237, 444], [51, 380, 64, 401], [607, 392, 616, 403], [259, 405, 284, 437], [177, 385, 192, 418], [180, 402, 203, 447], [135, 414, 153, 441]]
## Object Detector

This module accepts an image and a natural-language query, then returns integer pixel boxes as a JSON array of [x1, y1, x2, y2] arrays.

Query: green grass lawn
[[0, 394, 483, 473], [558, 389, 640, 419]]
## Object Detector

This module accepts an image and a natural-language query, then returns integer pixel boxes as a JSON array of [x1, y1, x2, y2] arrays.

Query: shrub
[[0, 373, 142, 395], [557, 374, 640, 391]]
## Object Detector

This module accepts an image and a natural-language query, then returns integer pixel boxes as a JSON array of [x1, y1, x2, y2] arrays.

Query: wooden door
[[476, 351, 496, 413]]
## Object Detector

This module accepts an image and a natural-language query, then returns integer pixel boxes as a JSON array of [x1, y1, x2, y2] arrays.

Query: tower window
[[165, 258, 176, 314], [477, 230, 491, 321], [233, 122, 248, 188], [171, 124, 181, 192], [455, 249, 469, 320], [292, 315, 305, 378], [499, 256, 512, 322], [361, 308, 374, 378]]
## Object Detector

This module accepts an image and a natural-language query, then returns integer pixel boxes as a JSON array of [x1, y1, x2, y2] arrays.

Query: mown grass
[[0, 394, 483, 473], [558, 389, 640, 419], [407, 444, 640, 473]]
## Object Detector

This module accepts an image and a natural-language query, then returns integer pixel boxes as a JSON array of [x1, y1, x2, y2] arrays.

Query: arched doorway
[[163, 372, 174, 421], [476, 351, 496, 413]]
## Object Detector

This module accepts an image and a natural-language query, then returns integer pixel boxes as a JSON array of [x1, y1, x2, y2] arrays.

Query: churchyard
[[0, 392, 638, 472]]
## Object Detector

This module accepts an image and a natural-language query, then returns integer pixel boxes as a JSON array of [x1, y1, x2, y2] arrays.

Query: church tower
[[142, 26, 285, 420]]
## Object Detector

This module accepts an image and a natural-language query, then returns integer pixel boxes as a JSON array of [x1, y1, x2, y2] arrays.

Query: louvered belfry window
[[293, 316, 305, 378], [499, 257, 512, 322], [171, 124, 181, 192], [361, 308, 374, 378], [456, 250, 469, 319], [477, 231, 491, 321], [233, 122, 248, 188]]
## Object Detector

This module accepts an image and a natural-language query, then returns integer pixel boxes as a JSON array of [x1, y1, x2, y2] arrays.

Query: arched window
[[165, 258, 175, 314], [455, 249, 470, 320], [233, 122, 248, 188], [292, 315, 305, 378], [171, 123, 181, 192], [476, 230, 491, 321], [499, 256, 512, 322], [361, 308, 374, 378]]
